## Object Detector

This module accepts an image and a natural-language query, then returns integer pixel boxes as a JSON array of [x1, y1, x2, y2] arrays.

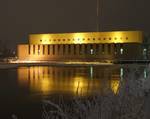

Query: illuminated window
[[120, 44, 123, 55], [143, 48, 147, 58], [90, 44, 94, 55]]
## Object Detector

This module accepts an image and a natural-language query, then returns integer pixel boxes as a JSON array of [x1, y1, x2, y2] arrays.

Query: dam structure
[[17, 31, 143, 62]]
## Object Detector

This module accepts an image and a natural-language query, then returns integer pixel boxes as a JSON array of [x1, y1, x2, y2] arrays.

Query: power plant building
[[17, 31, 144, 62]]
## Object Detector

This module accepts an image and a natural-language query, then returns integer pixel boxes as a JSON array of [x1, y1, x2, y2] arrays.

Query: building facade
[[17, 31, 143, 61]]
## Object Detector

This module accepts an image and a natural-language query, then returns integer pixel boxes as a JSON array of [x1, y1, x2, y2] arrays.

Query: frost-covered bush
[[42, 65, 150, 119]]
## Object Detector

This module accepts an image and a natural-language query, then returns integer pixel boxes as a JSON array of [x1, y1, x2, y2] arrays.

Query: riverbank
[[0, 61, 114, 69], [0, 60, 149, 69]]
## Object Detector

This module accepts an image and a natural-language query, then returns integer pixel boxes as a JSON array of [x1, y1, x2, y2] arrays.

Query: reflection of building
[[18, 66, 120, 96], [17, 31, 143, 61]]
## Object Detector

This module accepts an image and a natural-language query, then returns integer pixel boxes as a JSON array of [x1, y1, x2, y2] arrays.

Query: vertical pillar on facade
[[35, 45, 38, 55], [45, 45, 48, 56], [40, 45, 43, 55], [93, 44, 96, 57], [76, 44, 80, 58], [87, 44, 91, 56], [30, 45, 33, 55], [70, 44, 74, 59], [59, 44, 63, 57]]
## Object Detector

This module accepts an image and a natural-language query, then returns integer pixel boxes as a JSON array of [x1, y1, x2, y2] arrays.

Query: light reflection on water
[[18, 66, 121, 96]]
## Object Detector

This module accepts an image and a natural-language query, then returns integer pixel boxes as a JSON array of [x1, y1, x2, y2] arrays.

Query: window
[[38, 45, 40, 55], [114, 44, 117, 54], [58, 45, 60, 54], [109, 38, 111, 40], [108, 44, 111, 54], [28, 45, 31, 55], [53, 45, 55, 55], [90, 44, 94, 55], [84, 44, 87, 54], [43, 45, 45, 54], [79, 44, 82, 55], [102, 44, 105, 53], [74, 45, 76, 55], [68, 45, 71, 54], [33, 45, 35, 54], [48, 45, 50, 55], [120, 48, 123, 55], [93, 38, 95, 40], [120, 44, 123, 55], [96, 44, 99, 54], [115, 37, 117, 40], [63, 45, 65, 54], [126, 37, 128, 40], [40, 39, 42, 42]]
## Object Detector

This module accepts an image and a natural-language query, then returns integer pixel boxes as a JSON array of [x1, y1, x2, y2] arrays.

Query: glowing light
[[73, 33, 85, 44], [90, 66, 93, 79], [120, 68, 124, 80], [90, 49, 94, 55], [144, 69, 147, 79], [111, 80, 120, 94], [120, 48, 123, 54]]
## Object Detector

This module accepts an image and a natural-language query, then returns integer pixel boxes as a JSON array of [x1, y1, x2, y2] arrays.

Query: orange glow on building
[[17, 31, 143, 61]]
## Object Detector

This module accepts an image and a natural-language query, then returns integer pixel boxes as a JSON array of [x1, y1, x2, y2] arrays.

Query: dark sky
[[1, 0, 150, 49]]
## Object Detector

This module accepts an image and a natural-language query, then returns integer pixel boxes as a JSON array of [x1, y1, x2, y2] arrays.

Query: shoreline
[[0, 60, 149, 69]]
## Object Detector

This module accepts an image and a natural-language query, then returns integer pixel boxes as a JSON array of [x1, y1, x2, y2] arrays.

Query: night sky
[[2, 0, 150, 49]]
